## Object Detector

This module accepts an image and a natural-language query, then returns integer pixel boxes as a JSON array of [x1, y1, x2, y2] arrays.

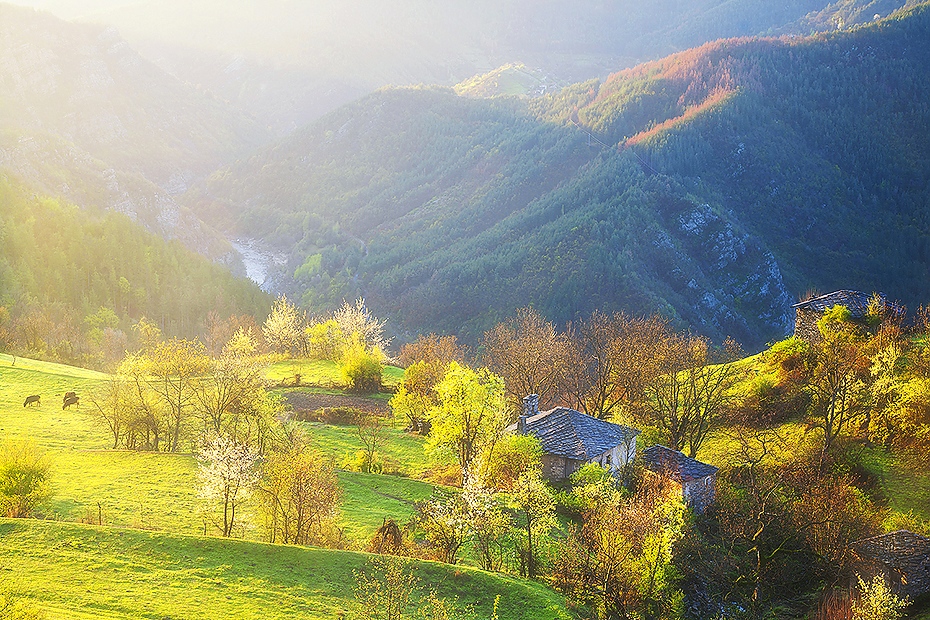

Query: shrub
[[342, 450, 384, 474], [341, 345, 383, 394], [0, 440, 52, 518], [483, 434, 542, 490], [852, 574, 908, 620], [735, 374, 810, 427]]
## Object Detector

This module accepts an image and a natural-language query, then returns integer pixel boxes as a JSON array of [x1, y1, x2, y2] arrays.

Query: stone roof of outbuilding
[[508, 407, 640, 461], [791, 290, 903, 318], [853, 530, 930, 564], [851, 530, 930, 597], [642, 445, 719, 482]]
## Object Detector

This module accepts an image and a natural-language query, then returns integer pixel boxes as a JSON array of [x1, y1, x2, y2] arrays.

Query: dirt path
[[283, 391, 389, 417]]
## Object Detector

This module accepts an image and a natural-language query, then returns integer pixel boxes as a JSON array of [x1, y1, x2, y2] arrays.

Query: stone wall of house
[[591, 438, 637, 474], [682, 476, 716, 514], [541, 455, 585, 482], [794, 308, 822, 344]]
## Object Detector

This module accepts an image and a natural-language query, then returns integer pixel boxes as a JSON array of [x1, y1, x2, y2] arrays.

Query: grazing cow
[[63, 395, 80, 410], [23, 394, 40, 407]]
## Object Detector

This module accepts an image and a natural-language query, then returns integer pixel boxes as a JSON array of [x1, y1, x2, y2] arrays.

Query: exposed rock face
[[653, 200, 794, 345]]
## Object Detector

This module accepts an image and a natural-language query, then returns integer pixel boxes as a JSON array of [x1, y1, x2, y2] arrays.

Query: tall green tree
[[426, 362, 509, 484], [808, 305, 872, 459]]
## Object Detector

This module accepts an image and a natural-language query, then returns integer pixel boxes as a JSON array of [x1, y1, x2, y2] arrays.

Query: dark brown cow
[[23, 394, 40, 407], [63, 395, 80, 410]]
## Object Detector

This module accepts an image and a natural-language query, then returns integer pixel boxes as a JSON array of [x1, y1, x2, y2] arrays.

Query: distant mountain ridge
[[0, 3, 270, 258], [5, 0, 915, 134], [187, 3, 930, 349]]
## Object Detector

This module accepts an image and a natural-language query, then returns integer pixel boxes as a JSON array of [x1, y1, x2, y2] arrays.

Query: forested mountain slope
[[0, 4, 269, 255], [5, 0, 914, 134], [190, 4, 930, 349], [0, 175, 269, 365]]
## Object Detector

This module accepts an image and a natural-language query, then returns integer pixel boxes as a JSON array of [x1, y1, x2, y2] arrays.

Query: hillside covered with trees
[[0, 175, 269, 369], [188, 4, 930, 349]]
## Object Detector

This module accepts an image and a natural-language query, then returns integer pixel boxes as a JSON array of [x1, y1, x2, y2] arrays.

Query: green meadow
[[265, 358, 404, 391], [0, 354, 570, 617], [0, 354, 431, 537], [301, 420, 430, 477], [0, 519, 570, 619]]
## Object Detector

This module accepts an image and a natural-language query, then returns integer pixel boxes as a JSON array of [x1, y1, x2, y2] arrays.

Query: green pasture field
[[0, 519, 570, 620], [336, 471, 437, 542], [0, 354, 438, 542], [302, 420, 430, 478], [265, 358, 404, 391]]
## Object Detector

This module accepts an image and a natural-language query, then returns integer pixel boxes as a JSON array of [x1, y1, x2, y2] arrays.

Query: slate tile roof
[[791, 290, 903, 319], [852, 530, 930, 598], [509, 407, 640, 461], [642, 445, 718, 482]]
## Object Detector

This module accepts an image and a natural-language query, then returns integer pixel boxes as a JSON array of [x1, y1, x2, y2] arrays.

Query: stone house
[[509, 394, 640, 483], [851, 530, 930, 600], [641, 445, 719, 514], [792, 290, 903, 343]]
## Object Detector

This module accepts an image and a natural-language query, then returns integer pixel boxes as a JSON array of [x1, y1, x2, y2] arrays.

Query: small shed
[[851, 530, 930, 600], [509, 394, 640, 482], [641, 445, 719, 514], [792, 290, 903, 343]]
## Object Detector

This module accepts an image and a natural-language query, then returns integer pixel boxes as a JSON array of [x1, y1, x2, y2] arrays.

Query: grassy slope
[[0, 354, 437, 541], [302, 421, 430, 476], [0, 519, 569, 620], [0, 355, 570, 616], [694, 352, 930, 527]]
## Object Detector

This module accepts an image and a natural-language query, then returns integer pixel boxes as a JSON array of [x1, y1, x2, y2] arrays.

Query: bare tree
[[482, 307, 569, 412], [718, 427, 800, 610], [807, 306, 872, 459], [356, 414, 387, 474], [563, 312, 669, 420], [258, 445, 342, 546], [640, 333, 741, 457], [146, 338, 210, 452], [193, 328, 277, 450], [397, 333, 467, 370]]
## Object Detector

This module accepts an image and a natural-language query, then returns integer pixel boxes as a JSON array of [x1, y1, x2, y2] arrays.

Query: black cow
[[23, 394, 40, 407]]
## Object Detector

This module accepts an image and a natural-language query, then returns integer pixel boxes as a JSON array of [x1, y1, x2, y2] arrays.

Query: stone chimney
[[518, 394, 539, 434]]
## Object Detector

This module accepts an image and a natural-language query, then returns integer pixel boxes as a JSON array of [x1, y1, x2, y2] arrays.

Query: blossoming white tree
[[198, 436, 260, 537]]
